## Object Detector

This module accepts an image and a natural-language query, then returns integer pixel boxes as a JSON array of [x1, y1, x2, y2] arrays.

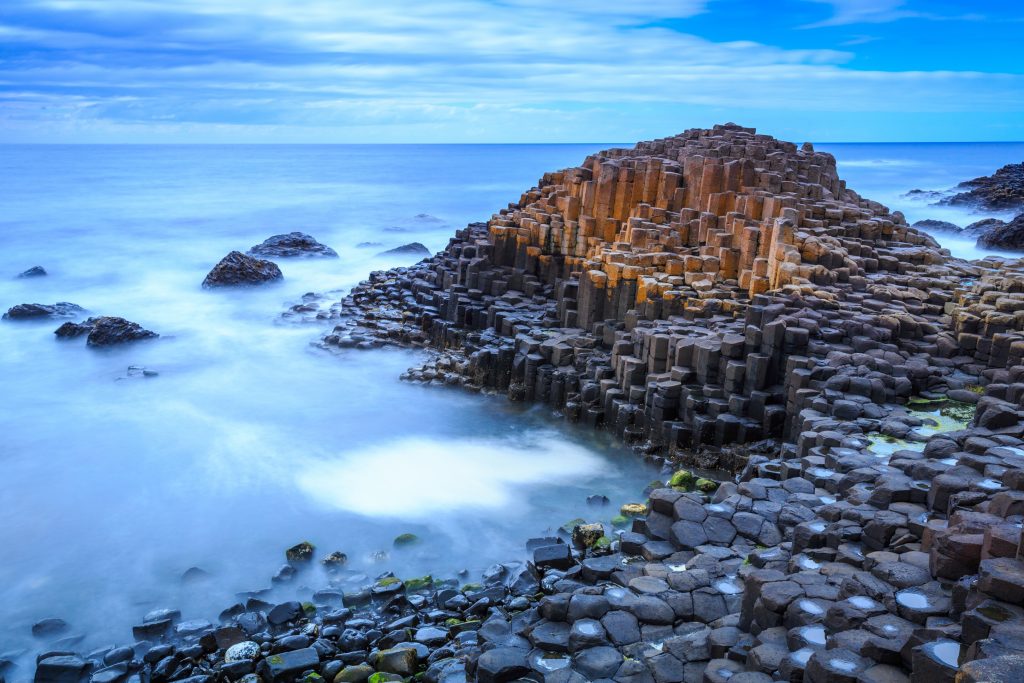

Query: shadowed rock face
[[977, 214, 1024, 251], [944, 162, 1024, 212], [248, 232, 338, 258], [202, 251, 284, 288]]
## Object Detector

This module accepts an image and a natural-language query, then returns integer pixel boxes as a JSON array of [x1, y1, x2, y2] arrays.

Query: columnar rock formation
[[328, 123, 1004, 460]]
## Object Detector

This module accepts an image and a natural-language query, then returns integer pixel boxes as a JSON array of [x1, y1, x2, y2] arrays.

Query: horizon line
[[2, 140, 1023, 146]]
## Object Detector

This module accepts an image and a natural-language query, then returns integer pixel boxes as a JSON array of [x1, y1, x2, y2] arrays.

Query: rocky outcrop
[[54, 316, 158, 346], [202, 251, 283, 288], [977, 214, 1024, 251], [248, 232, 338, 258], [944, 162, 1024, 211], [3, 302, 83, 320], [328, 124, 990, 455], [16, 266, 46, 278], [376, 242, 431, 258]]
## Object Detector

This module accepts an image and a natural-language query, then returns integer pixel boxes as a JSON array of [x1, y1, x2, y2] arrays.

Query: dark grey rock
[[4, 302, 84, 320], [249, 232, 337, 258], [202, 251, 283, 287], [17, 266, 47, 278]]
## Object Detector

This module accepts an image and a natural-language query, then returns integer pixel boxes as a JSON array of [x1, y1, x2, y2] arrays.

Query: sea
[[0, 141, 1021, 669]]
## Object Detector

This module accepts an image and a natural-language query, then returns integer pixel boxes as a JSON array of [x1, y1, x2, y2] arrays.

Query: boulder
[[69, 317, 159, 347], [248, 232, 337, 258], [376, 243, 431, 259], [202, 251, 283, 287], [4, 302, 83, 320], [977, 214, 1024, 251], [17, 266, 47, 278]]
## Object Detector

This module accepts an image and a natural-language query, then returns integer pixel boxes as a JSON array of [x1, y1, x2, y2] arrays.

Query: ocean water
[[0, 141, 1021, 668], [819, 141, 1024, 259]]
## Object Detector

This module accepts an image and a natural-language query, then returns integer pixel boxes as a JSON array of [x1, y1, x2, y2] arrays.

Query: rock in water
[[3, 302, 83, 320], [57, 316, 159, 347], [202, 251, 284, 287], [376, 242, 431, 259], [944, 161, 1024, 211], [977, 213, 1024, 251], [248, 232, 338, 258], [911, 219, 961, 233], [17, 265, 47, 278]]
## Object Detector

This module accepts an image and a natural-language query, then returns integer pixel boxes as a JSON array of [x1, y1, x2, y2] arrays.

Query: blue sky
[[0, 0, 1021, 143]]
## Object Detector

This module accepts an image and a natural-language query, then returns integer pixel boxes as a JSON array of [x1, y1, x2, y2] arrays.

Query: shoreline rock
[[943, 161, 1024, 212], [202, 251, 284, 288], [977, 213, 1024, 251], [3, 302, 84, 320]]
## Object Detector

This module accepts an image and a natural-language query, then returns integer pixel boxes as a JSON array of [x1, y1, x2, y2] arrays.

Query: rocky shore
[[18, 124, 1024, 683]]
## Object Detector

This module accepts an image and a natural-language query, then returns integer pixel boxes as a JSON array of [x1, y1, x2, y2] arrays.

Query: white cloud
[[0, 0, 1019, 141]]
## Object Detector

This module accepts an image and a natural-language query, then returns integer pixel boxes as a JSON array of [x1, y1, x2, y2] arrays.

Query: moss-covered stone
[[695, 478, 719, 493], [404, 575, 433, 592], [669, 470, 695, 489], [460, 582, 483, 593], [334, 664, 374, 683], [301, 601, 316, 616], [376, 576, 403, 589], [593, 536, 612, 550], [619, 503, 647, 517], [367, 674, 403, 683], [611, 514, 631, 529], [393, 533, 420, 548]]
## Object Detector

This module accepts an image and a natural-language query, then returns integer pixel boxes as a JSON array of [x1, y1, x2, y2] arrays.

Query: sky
[[0, 0, 1022, 143]]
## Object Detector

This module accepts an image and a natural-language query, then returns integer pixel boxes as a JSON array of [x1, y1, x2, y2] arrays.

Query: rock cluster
[[53, 316, 160, 347], [249, 233, 339, 259], [943, 162, 1024, 212]]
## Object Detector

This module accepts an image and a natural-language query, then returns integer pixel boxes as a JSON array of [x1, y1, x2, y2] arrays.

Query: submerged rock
[[912, 219, 961, 233], [248, 232, 338, 259], [17, 265, 47, 278], [977, 214, 1024, 251], [3, 302, 83, 320], [202, 251, 283, 288], [376, 242, 431, 259]]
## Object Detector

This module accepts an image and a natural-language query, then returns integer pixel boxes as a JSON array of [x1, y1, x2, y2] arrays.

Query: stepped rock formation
[[328, 123, 1014, 460]]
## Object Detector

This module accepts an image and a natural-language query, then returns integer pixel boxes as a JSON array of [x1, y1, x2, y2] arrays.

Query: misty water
[[1, 141, 1022, 663]]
